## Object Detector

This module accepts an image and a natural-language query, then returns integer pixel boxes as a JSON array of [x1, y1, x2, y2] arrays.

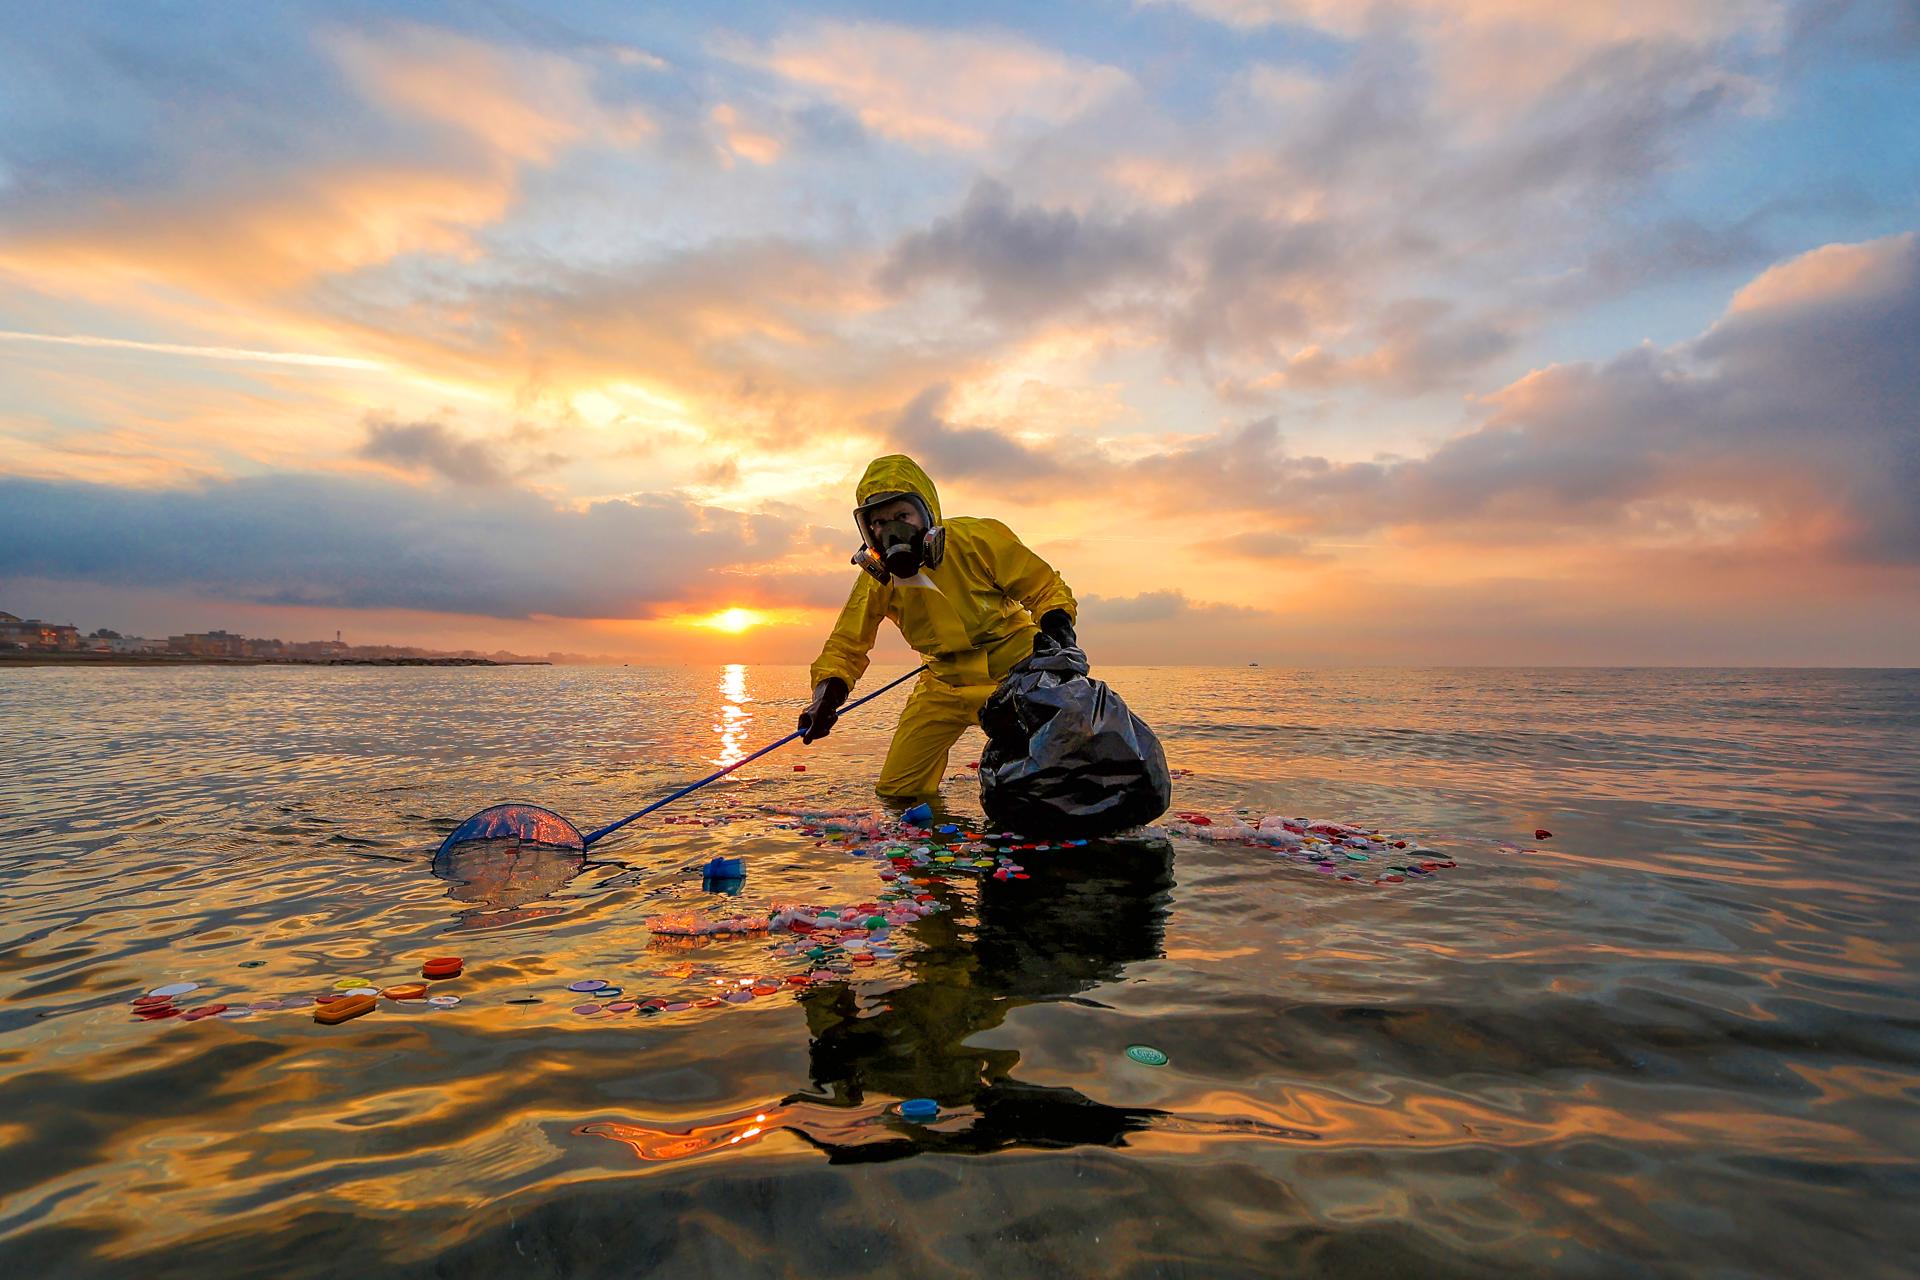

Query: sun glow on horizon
[[696, 607, 765, 634]]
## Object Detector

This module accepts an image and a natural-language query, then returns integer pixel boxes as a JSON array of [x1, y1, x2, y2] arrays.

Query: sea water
[[1, 664, 1916, 1278]]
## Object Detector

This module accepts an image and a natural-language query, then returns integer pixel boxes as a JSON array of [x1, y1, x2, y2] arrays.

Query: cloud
[[879, 179, 1168, 321], [324, 23, 600, 165], [1113, 232, 1920, 564], [1223, 298, 1517, 398], [847, 3, 1785, 401], [1195, 530, 1316, 560], [885, 384, 1066, 484], [1080, 589, 1192, 623], [0, 473, 801, 618], [745, 21, 1131, 151], [0, 16, 645, 309], [1081, 587, 1261, 624], [1142, 0, 1781, 116], [356, 417, 509, 486], [710, 103, 783, 165]]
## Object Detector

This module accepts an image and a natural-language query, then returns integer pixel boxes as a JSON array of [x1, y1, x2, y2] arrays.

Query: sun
[[698, 607, 764, 634]]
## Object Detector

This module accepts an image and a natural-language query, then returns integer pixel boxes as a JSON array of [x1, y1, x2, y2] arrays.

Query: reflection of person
[[796, 454, 1079, 800], [786, 840, 1176, 1159]]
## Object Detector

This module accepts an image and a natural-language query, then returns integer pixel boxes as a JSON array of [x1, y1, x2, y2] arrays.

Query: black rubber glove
[[797, 677, 849, 743], [1039, 609, 1077, 651]]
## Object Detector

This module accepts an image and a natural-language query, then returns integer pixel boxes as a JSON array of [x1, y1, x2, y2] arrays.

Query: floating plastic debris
[[314, 995, 376, 1025], [1164, 812, 1458, 886]]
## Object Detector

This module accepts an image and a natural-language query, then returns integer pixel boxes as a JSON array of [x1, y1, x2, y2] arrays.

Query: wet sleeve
[[979, 518, 1076, 622], [809, 574, 887, 690]]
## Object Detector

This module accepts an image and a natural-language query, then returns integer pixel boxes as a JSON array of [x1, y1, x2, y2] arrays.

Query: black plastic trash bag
[[977, 640, 1172, 837]]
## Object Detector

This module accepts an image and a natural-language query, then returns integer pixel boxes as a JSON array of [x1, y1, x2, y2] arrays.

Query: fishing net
[[435, 802, 585, 856]]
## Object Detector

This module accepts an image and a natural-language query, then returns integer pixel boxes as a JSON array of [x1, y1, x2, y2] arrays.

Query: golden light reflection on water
[[0, 666, 1915, 1276], [714, 662, 752, 767]]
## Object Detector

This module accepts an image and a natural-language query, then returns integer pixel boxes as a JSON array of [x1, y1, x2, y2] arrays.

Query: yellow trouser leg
[[876, 677, 992, 800]]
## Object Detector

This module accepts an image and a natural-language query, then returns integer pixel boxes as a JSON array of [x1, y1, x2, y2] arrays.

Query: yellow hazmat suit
[[810, 455, 1076, 799]]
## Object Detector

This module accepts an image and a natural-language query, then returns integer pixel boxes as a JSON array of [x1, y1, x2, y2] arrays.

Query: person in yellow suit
[[797, 454, 1079, 800]]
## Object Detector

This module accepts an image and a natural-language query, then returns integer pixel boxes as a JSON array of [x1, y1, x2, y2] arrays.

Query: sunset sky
[[2, 1, 1916, 665]]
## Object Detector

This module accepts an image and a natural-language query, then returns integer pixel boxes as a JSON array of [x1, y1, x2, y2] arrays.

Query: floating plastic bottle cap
[[428, 995, 460, 1007], [898, 1098, 939, 1120], [605, 1002, 637, 1013], [149, 982, 199, 998], [332, 977, 372, 990], [1125, 1044, 1169, 1067], [344, 987, 379, 997], [568, 979, 607, 992], [572, 1003, 603, 1015], [591, 987, 624, 999], [314, 995, 376, 1025], [421, 957, 464, 979], [901, 803, 933, 825], [1534, 829, 1554, 840]]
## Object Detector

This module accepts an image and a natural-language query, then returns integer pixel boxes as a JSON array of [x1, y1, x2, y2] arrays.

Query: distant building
[[167, 630, 248, 657], [0, 616, 82, 650], [108, 635, 167, 654]]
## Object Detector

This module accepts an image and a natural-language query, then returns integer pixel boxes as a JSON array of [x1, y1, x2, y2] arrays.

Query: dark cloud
[[1195, 530, 1315, 561], [1118, 418, 1384, 522], [1080, 589, 1191, 623], [1534, 214, 1779, 308], [878, 179, 1169, 321], [357, 417, 509, 486], [866, 21, 1788, 399], [1081, 588, 1259, 625], [887, 384, 1065, 482], [1114, 233, 1920, 563], [0, 473, 799, 618]]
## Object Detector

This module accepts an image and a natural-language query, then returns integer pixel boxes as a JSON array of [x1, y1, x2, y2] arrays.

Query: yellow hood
[[855, 454, 943, 525]]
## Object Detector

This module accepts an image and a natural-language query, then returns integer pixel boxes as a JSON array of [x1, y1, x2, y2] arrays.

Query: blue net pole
[[579, 665, 926, 849]]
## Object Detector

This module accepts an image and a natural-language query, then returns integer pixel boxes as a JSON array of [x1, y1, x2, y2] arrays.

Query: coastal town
[[0, 609, 549, 665]]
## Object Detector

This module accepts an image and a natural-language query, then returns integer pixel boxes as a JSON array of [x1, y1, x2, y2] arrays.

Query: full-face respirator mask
[[850, 492, 946, 584]]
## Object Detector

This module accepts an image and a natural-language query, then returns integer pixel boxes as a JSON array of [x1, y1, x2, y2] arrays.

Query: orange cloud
[[711, 104, 783, 165], [1727, 232, 1914, 315], [751, 21, 1131, 150]]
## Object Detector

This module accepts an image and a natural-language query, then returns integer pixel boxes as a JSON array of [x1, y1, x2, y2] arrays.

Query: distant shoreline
[[0, 651, 550, 667]]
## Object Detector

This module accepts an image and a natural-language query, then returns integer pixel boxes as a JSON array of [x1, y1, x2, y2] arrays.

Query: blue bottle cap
[[901, 803, 933, 825], [1125, 1044, 1169, 1067], [898, 1098, 939, 1120], [703, 856, 746, 878]]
